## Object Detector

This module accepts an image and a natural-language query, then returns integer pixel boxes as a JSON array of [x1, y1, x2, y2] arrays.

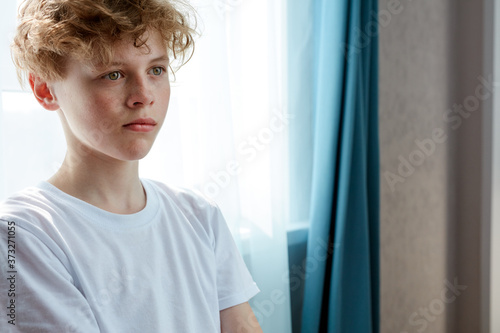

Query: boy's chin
[[67, 140, 156, 163], [118, 141, 157, 161], [120, 148, 154, 162], [95, 145, 155, 162]]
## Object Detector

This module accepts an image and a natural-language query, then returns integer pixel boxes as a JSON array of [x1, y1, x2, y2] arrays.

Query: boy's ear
[[29, 74, 60, 111]]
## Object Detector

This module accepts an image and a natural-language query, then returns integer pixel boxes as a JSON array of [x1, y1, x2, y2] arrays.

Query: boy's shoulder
[[0, 184, 52, 222], [0, 184, 63, 246], [144, 179, 229, 235], [144, 178, 220, 215]]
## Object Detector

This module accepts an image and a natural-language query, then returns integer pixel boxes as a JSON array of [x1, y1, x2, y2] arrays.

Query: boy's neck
[[47, 153, 146, 215]]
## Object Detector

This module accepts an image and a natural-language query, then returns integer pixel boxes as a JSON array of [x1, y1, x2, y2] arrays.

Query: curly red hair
[[12, 0, 196, 84]]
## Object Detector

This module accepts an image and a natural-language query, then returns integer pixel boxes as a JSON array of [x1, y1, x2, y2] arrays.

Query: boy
[[0, 0, 262, 332]]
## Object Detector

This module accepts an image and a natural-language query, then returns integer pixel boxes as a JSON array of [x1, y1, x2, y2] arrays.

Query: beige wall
[[379, 0, 484, 332]]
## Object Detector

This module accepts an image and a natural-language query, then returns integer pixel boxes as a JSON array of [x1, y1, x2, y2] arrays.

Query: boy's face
[[38, 29, 171, 163]]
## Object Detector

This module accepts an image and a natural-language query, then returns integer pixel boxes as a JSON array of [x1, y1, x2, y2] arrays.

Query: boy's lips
[[123, 117, 157, 132]]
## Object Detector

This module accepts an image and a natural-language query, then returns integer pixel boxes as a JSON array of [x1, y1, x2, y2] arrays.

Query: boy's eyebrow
[[107, 55, 170, 67], [150, 55, 170, 63]]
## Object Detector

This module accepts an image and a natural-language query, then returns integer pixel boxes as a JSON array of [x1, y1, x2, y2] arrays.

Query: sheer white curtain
[[0, 0, 292, 331]]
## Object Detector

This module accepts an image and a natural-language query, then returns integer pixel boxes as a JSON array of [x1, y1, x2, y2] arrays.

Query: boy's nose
[[127, 77, 154, 108]]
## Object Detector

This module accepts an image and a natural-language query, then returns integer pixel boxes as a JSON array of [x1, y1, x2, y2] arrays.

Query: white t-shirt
[[0, 179, 259, 333]]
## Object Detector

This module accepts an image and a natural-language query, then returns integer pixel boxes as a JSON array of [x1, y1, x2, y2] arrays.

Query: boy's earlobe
[[29, 74, 60, 111]]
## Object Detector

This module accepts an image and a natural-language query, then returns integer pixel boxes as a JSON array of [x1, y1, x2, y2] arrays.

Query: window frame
[[482, 0, 500, 331]]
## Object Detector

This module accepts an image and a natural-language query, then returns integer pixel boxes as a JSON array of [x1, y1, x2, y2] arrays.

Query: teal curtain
[[300, 0, 379, 331]]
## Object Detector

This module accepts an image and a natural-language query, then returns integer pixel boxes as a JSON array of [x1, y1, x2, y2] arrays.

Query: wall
[[378, 0, 485, 331]]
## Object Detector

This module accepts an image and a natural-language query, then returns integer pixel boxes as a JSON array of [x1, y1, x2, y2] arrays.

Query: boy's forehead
[[83, 31, 168, 69]]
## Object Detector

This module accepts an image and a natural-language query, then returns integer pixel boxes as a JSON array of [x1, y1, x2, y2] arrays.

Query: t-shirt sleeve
[[210, 207, 260, 310], [0, 219, 100, 333]]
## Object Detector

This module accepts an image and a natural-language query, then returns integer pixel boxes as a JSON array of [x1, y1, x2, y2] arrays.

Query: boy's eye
[[151, 67, 163, 76], [105, 72, 122, 80]]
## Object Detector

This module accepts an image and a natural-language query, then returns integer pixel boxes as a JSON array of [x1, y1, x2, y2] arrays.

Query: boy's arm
[[1, 221, 100, 333], [220, 302, 263, 333]]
